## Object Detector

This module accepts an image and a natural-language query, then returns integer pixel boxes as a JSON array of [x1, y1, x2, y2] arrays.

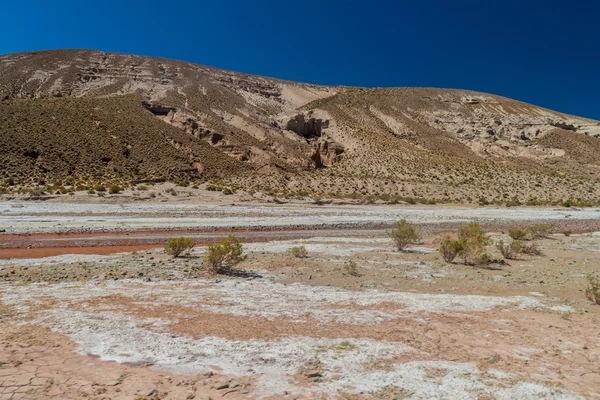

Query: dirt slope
[[1, 49, 600, 204]]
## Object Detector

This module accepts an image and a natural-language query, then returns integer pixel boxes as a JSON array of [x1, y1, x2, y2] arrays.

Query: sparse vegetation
[[108, 185, 122, 194], [203, 235, 246, 274], [508, 228, 527, 241], [456, 222, 490, 265], [520, 241, 542, 256], [390, 219, 421, 252], [586, 274, 600, 305], [439, 234, 462, 263], [164, 237, 194, 258], [527, 224, 552, 239], [496, 239, 522, 260], [289, 245, 308, 258], [344, 260, 361, 277]]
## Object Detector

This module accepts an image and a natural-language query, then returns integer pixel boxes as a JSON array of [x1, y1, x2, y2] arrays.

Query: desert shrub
[[520, 241, 542, 256], [165, 237, 194, 257], [439, 234, 462, 263], [562, 230, 572, 237], [108, 185, 122, 194], [137, 185, 148, 191], [344, 260, 360, 276], [390, 219, 421, 251], [508, 228, 527, 241], [496, 239, 522, 260], [87, 189, 96, 194], [94, 185, 106, 192], [527, 224, 552, 239], [149, 192, 156, 198], [289, 245, 308, 258], [165, 188, 177, 196], [222, 187, 233, 195], [204, 235, 246, 274], [586, 274, 600, 305], [457, 222, 490, 265]]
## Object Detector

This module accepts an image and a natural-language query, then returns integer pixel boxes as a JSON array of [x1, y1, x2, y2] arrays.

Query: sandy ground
[[1, 202, 600, 399]]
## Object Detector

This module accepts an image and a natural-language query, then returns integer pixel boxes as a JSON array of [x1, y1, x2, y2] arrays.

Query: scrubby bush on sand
[[344, 260, 361, 276], [289, 245, 308, 258], [527, 224, 552, 239], [204, 235, 246, 274], [165, 237, 194, 257], [439, 234, 462, 263], [520, 241, 542, 256], [508, 228, 527, 241], [586, 274, 600, 305], [496, 239, 522, 260], [390, 219, 421, 252], [457, 222, 490, 265]]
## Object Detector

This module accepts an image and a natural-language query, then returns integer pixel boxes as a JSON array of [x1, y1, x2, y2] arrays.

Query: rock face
[[286, 114, 329, 138], [311, 138, 345, 168]]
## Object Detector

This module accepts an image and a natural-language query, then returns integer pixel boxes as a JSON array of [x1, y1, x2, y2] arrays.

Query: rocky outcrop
[[286, 114, 329, 138], [311, 138, 344, 168]]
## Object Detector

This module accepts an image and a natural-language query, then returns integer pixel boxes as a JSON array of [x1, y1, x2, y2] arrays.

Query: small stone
[[146, 388, 159, 396], [305, 370, 321, 378], [240, 389, 249, 394], [229, 382, 240, 388], [186, 394, 195, 399], [312, 377, 322, 382], [107, 381, 120, 386], [215, 382, 229, 390]]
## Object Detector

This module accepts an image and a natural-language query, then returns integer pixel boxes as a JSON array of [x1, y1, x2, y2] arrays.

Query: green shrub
[[390, 219, 421, 251], [439, 234, 462, 263], [95, 185, 106, 192], [289, 245, 308, 258], [108, 185, 122, 194], [586, 274, 600, 305], [149, 192, 156, 198], [165, 237, 194, 257], [508, 228, 527, 241], [457, 222, 490, 265], [527, 224, 552, 239], [344, 260, 360, 277], [137, 185, 148, 191], [562, 230, 572, 237], [204, 235, 246, 274]]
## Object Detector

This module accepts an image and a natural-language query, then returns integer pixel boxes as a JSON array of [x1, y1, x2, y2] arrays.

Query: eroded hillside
[[1, 49, 600, 204]]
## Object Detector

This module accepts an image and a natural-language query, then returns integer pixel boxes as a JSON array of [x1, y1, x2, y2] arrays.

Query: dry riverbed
[[1, 202, 600, 399]]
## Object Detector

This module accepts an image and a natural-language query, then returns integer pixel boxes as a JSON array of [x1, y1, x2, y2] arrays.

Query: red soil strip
[[0, 245, 161, 259]]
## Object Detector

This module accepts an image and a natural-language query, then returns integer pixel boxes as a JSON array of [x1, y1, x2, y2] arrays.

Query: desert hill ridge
[[1, 49, 600, 205]]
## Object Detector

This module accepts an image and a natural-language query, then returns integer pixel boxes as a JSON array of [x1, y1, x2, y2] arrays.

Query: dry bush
[[439, 234, 462, 263], [165, 237, 194, 257], [520, 241, 542, 256], [496, 239, 522, 260], [390, 219, 421, 252], [562, 230, 572, 237], [508, 228, 527, 240], [586, 274, 600, 305], [204, 235, 246, 274], [289, 245, 308, 258], [457, 222, 490, 265]]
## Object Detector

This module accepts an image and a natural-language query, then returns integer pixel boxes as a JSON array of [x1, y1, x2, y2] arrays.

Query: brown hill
[[1, 49, 600, 204]]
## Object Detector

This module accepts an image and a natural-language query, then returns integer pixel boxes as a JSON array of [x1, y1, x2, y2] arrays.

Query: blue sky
[[2, 0, 599, 119]]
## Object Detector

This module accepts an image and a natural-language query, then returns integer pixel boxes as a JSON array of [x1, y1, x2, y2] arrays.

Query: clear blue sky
[[2, 0, 599, 119]]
